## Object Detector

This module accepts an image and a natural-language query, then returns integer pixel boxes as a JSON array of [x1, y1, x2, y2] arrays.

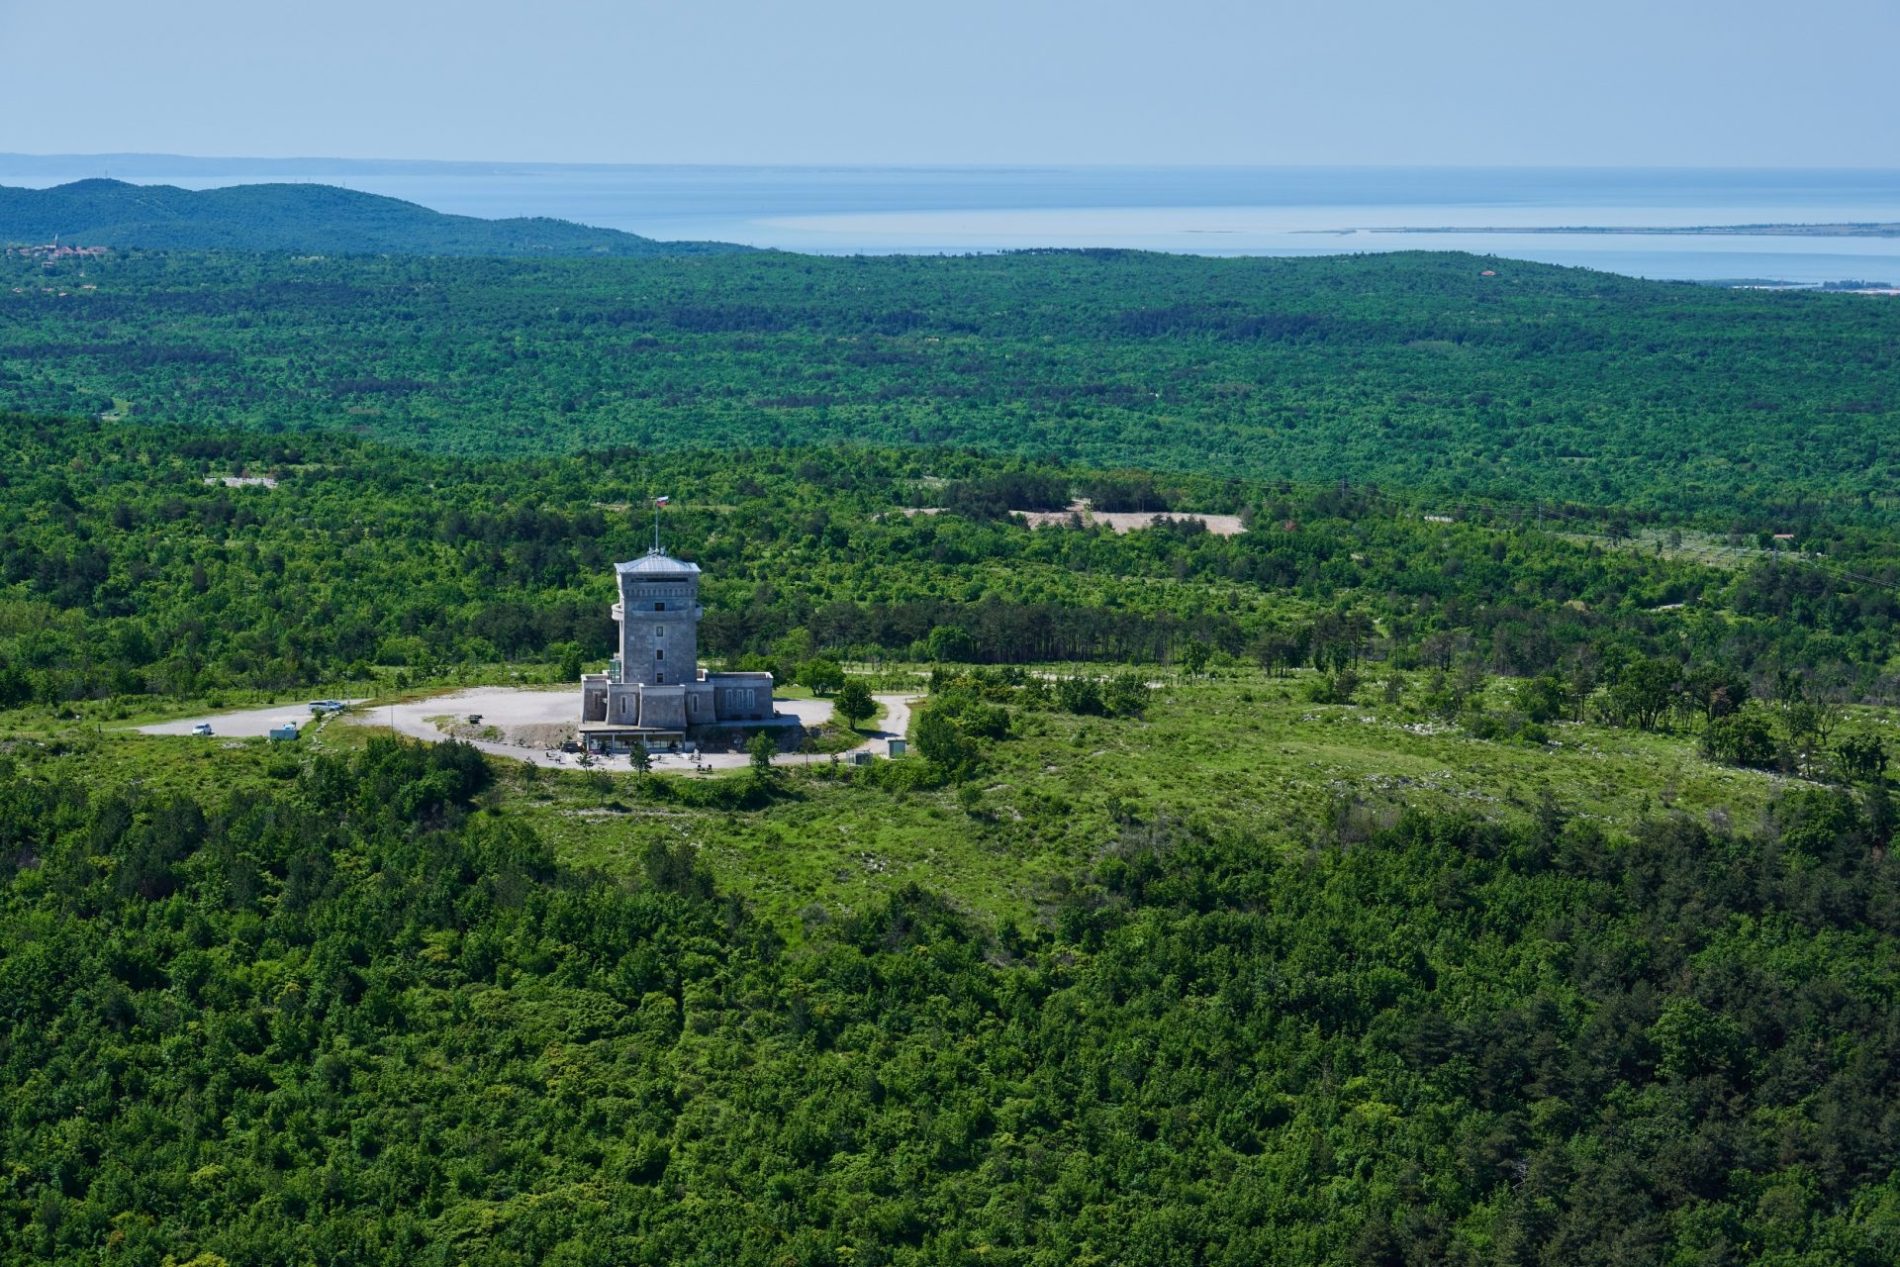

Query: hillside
[[4, 248, 1897, 518], [6, 414, 1900, 1264], [0, 179, 746, 256]]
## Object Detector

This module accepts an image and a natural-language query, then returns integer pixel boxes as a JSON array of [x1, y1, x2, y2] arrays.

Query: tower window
[[655, 602, 666, 612], [655, 649, 665, 661], [656, 625, 665, 639], [656, 671, 664, 684]]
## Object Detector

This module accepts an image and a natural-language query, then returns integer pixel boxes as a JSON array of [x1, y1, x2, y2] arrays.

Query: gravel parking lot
[[136, 688, 914, 772]]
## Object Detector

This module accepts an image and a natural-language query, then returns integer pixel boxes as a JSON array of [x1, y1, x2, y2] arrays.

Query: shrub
[[1702, 705, 1779, 769]]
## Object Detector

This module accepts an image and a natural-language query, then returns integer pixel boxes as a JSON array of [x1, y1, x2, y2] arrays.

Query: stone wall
[[708, 671, 775, 721]]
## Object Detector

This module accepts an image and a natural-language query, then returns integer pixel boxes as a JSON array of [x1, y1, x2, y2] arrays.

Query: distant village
[[4, 239, 109, 261], [4, 239, 106, 297]]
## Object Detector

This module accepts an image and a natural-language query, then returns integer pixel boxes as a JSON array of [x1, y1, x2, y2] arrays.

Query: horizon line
[[6, 151, 1900, 175]]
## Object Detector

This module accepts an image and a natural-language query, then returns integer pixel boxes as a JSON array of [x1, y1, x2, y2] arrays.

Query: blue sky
[[2, 0, 1894, 166]]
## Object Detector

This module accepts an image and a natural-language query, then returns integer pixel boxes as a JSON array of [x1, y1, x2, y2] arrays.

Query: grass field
[[1553, 523, 1785, 572], [15, 664, 1832, 939], [434, 666, 1809, 933]]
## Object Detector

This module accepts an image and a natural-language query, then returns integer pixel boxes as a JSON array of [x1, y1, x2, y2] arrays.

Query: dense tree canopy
[[6, 415, 1899, 733], [4, 740, 1899, 1264], [6, 241, 1900, 1263], [5, 248, 1897, 516]]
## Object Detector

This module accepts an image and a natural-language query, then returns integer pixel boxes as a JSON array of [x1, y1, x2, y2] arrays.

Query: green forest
[[8, 414, 1900, 726], [4, 244, 1900, 1265], [6, 736, 1900, 1265], [5, 247, 1898, 515]]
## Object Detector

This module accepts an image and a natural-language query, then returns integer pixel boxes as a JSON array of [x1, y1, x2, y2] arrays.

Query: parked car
[[307, 699, 347, 714], [191, 722, 214, 737]]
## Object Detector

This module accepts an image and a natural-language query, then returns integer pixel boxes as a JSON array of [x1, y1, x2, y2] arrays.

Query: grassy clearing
[[500, 665, 1801, 936], [11, 664, 1821, 939], [1072, 669, 1785, 836], [1555, 525, 1770, 571]]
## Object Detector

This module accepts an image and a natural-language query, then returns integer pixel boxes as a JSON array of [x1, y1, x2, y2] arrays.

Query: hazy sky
[[2, 0, 1894, 166]]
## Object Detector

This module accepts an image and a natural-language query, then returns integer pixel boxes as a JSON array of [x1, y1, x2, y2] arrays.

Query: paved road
[[771, 692, 915, 770], [135, 686, 916, 773], [137, 700, 363, 737], [357, 687, 834, 771], [553, 693, 916, 773], [361, 687, 584, 768]]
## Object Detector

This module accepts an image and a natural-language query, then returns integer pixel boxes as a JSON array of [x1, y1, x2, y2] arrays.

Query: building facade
[[578, 550, 773, 750]]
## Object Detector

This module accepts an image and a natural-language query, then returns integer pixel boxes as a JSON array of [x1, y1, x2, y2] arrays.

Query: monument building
[[578, 548, 774, 751]]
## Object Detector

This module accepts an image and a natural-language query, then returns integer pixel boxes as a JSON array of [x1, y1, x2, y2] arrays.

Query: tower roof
[[614, 549, 701, 577]]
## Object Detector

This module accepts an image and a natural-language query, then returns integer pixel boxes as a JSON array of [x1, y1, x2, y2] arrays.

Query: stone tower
[[614, 551, 702, 686], [580, 546, 773, 750]]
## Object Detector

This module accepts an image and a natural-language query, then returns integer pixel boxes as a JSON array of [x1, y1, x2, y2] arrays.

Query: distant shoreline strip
[[1303, 223, 1900, 238]]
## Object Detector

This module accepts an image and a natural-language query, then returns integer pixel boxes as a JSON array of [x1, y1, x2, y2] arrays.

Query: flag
[[654, 495, 670, 507]]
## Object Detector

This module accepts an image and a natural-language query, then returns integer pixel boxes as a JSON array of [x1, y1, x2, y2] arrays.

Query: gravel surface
[[137, 700, 363, 737], [137, 687, 915, 772]]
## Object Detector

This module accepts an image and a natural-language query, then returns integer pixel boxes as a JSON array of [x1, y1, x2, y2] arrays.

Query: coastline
[[1321, 221, 1900, 238]]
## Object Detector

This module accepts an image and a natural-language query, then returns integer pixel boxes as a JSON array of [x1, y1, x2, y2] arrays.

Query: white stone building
[[578, 550, 774, 751]]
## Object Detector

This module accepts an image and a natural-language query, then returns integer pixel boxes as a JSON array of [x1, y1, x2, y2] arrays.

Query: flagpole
[[651, 495, 670, 553]]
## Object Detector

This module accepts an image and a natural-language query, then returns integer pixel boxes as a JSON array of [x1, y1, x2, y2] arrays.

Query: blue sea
[[5, 156, 1900, 285]]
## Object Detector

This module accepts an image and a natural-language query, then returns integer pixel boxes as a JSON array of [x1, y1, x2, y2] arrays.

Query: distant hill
[[0, 179, 747, 256]]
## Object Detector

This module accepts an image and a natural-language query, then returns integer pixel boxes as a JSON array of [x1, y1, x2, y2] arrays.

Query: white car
[[191, 723, 214, 737]]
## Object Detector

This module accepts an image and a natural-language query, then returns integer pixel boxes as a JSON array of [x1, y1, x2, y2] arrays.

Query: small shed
[[268, 721, 300, 742], [887, 739, 907, 758]]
